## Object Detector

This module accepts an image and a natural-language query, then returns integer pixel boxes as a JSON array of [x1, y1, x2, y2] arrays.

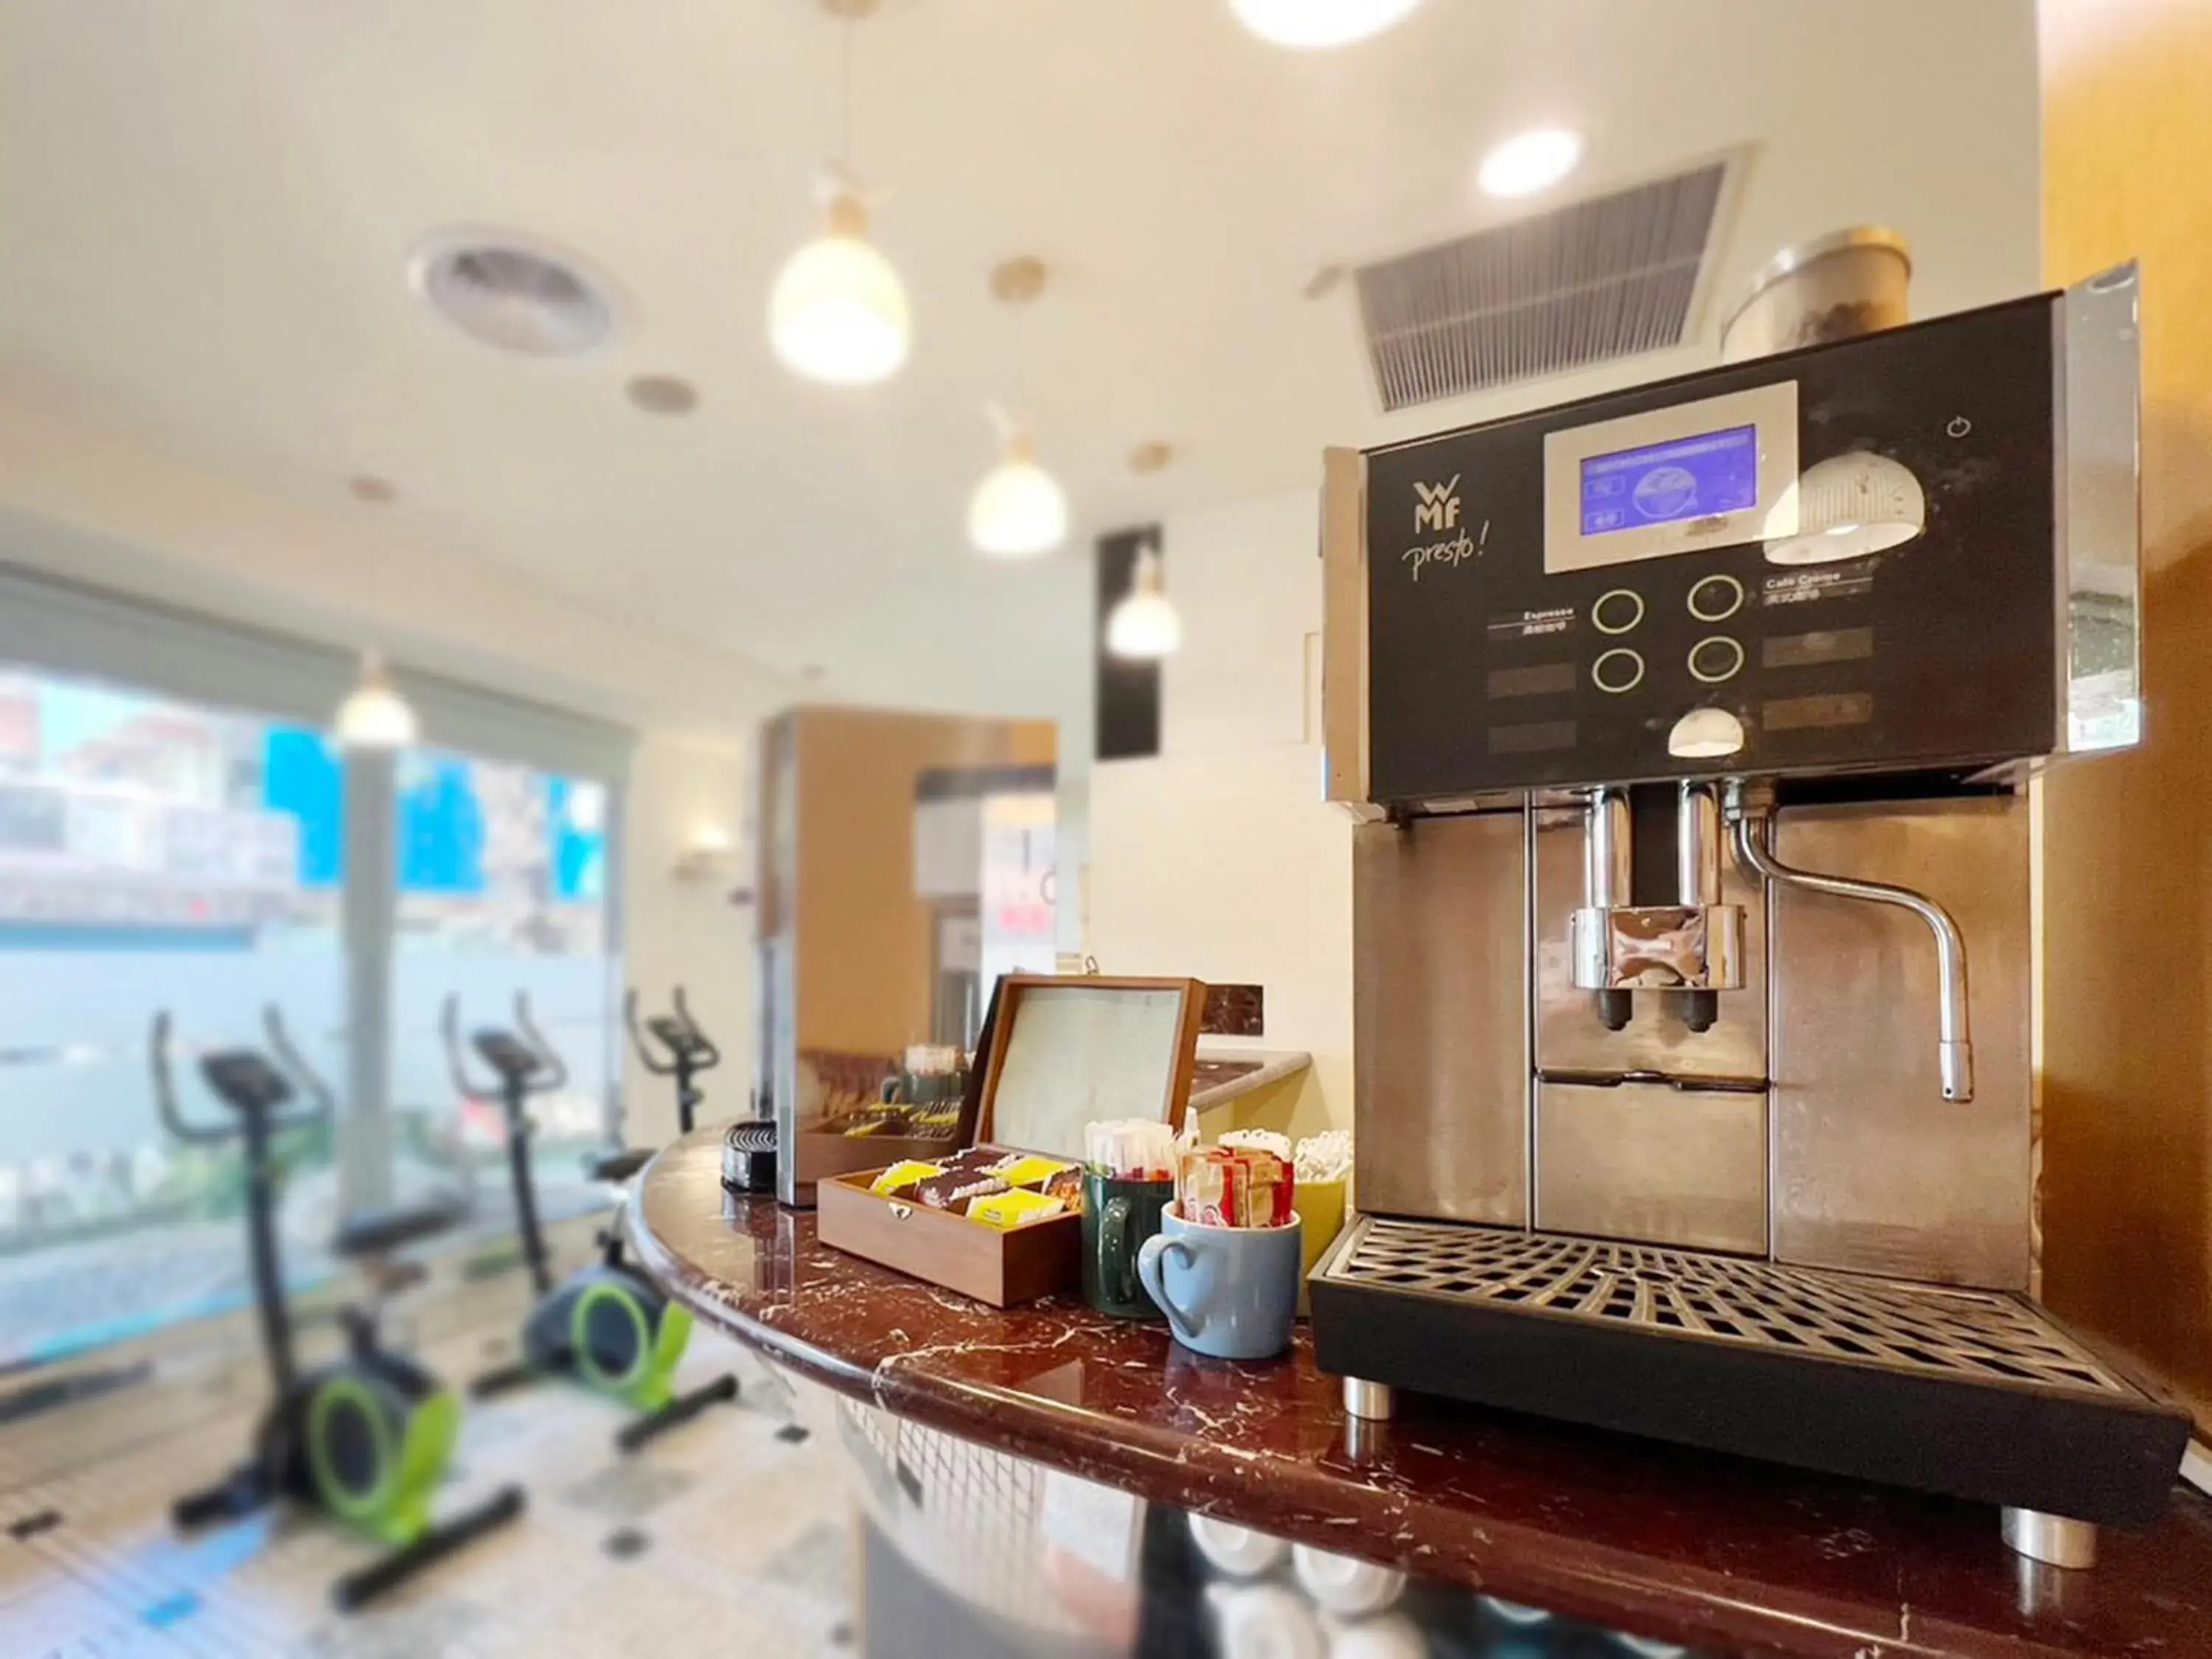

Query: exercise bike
[[625, 984, 778, 1193], [623, 985, 718, 1139], [153, 1008, 523, 1610], [448, 994, 735, 1452]]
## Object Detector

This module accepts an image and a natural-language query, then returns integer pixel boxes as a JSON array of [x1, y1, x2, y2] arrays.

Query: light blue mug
[[1136, 1203, 1303, 1360]]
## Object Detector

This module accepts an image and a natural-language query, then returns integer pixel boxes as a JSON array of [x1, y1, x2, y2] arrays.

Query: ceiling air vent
[[409, 232, 617, 358], [1353, 161, 1728, 411]]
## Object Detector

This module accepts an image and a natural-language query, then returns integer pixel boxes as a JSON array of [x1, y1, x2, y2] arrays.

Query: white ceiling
[[0, 0, 2038, 737]]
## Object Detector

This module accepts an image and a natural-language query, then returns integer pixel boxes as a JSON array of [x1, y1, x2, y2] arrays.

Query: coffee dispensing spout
[[1570, 783, 1743, 1032], [1724, 782, 1975, 1102]]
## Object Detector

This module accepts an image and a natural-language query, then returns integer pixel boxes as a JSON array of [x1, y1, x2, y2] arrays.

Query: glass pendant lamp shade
[[334, 650, 419, 750], [769, 193, 911, 386], [968, 431, 1069, 558], [1107, 546, 1182, 658]]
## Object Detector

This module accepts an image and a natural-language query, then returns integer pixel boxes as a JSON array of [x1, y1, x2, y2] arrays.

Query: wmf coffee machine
[[1307, 263, 2191, 1568]]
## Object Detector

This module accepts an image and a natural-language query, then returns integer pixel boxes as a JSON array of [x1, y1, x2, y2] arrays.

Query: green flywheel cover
[[638, 1301, 694, 1411], [306, 1374, 396, 1526], [571, 1280, 653, 1397], [305, 1374, 458, 1547]]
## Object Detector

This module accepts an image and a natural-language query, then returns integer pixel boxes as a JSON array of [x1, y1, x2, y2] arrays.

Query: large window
[[392, 749, 616, 1234], [0, 650, 627, 1367], [0, 667, 346, 1364]]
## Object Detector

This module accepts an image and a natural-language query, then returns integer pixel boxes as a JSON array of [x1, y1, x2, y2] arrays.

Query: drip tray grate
[[1321, 1217, 2134, 1399]]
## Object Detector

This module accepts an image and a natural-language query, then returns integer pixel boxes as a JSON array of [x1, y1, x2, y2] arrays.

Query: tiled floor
[[0, 1274, 857, 1659], [1, 1243, 1701, 1659]]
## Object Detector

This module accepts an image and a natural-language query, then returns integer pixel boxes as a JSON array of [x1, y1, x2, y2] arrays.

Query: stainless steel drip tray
[[1310, 1217, 2191, 1527]]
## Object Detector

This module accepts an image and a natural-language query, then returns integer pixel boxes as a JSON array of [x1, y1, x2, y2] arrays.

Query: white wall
[[1085, 488, 1354, 1130], [619, 734, 755, 1147], [1089, 742, 1351, 1128]]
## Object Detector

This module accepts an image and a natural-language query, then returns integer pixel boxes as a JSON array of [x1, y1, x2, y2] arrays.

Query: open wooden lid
[[963, 975, 1206, 1164]]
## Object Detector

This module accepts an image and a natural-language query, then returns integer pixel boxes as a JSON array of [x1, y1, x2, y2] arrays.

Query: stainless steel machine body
[[1308, 265, 2187, 1564]]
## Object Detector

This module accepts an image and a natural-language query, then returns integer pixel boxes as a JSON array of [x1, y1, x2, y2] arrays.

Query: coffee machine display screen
[[1541, 381, 1798, 575], [1580, 425, 1757, 535]]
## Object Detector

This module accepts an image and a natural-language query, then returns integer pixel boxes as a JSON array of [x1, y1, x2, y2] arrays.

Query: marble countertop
[[630, 1126, 2212, 1659]]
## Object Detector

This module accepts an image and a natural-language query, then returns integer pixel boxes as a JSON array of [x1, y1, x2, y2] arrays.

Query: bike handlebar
[[150, 1011, 222, 1146], [150, 1007, 333, 1143], [262, 1006, 335, 1117], [442, 991, 568, 1100], [512, 993, 569, 1093], [625, 984, 720, 1074], [439, 993, 493, 1102], [622, 988, 671, 1076], [672, 987, 721, 1070]]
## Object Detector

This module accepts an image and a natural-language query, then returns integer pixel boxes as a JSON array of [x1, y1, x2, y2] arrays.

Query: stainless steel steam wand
[[1724, 782, 1975, 1102]]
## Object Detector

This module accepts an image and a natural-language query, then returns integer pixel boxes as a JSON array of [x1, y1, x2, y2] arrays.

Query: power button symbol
[[1947, 416, 1972, 439]]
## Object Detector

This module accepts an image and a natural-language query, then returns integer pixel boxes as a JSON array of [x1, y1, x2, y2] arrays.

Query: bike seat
[[333, 1199, 464, 1259], [472, 1031, 543, 1083], [199, 1051, 293, 1114], [645, 1018, 714, 1062], [588, 1148, 653, 1185]]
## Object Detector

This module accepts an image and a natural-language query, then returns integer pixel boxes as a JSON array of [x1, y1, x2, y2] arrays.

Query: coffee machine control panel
[[1359, 293, 2061, 803]]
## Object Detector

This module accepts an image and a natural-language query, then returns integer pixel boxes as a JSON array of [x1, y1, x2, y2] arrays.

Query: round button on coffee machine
[[1688, 636, 1746, 684], [1591, 647, 1646, 694], [1688, 574, 1745, 622], [1592, 588, 1646, 635]]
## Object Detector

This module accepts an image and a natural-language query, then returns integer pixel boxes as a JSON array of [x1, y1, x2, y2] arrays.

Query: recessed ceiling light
[[1229, 0, 1425, 49], [1478, 128, 1584, 198], [349, 476, 398, 504], [410, 231, 617, 358], [627, 374, 699, 415]]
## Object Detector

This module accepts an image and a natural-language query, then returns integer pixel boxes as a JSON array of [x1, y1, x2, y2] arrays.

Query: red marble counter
[[630, 1127, 2212, 1659]]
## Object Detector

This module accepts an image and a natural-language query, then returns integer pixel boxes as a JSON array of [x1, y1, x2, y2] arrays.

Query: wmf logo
[[1412, 475, 1461, 534], [1403, 474, 1483, 580]]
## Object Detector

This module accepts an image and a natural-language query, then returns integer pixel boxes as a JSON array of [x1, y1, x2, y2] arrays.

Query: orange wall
[[2039, 0, 2212, 1421], [791, 707, 1056, 1060]]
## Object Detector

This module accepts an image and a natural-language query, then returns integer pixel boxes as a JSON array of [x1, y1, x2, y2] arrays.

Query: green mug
[[1082, 1171, 1175, 1320]]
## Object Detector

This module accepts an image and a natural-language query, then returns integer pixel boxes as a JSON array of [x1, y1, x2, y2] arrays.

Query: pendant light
[[967, 257, 1068, 559], [1229, 0, 1425, 49], [1107, 542, 1182, 660], [334, 650, 418, 750], [969, 425, 1070, 558], [768, 0, 910, 386]]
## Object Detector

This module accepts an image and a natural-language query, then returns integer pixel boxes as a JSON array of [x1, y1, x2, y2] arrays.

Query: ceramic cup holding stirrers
[[1080, 1119, 1179, 1320], [1138, 1143, 1301, 1360]]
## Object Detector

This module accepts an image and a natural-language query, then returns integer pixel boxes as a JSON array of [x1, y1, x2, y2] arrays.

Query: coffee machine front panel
[[1312, 269, 2188, 1549], [1352, 811, 1530, 1226], [1356, 294, 2062, 804], [1769, 797, 2034, 1290]]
